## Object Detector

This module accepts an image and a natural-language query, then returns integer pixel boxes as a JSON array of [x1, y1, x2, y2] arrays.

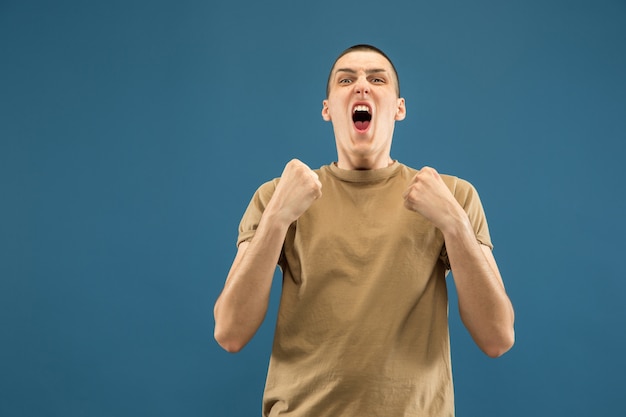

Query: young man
[[214, 44, 515, 417]]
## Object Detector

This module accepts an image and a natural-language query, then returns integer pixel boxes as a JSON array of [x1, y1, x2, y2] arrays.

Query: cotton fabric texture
[[237, 161, 492, 417]]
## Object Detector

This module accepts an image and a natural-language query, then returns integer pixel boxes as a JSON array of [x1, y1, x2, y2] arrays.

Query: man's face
[[322, 50, 406, 170]]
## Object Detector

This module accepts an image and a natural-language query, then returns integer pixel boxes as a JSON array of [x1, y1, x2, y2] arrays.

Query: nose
[[354, 77, 370, 95]]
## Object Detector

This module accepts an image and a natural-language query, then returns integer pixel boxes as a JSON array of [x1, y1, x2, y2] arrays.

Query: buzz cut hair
[[325, 44, 401, 98]]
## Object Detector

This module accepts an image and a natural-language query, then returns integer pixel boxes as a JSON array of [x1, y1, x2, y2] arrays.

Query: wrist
[[261, 203, 295, 232], [440, 210, 473, 241]]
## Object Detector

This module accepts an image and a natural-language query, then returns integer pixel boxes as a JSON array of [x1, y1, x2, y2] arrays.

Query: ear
[[321, 99, 331, 121], [395, 98, 406, 121]]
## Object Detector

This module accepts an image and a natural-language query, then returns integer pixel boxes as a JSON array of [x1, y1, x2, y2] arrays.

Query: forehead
[[332, 50, 394, 75]]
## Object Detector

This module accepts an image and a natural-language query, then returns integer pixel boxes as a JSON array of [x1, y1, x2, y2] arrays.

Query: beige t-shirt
[[238, 161, 492, 417]]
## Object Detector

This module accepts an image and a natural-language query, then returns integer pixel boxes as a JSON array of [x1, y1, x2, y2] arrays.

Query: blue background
[[2, 0, 625, 416]]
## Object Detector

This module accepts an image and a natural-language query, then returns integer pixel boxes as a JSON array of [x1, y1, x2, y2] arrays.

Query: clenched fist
[[402, 166, 465, 233], [269, 159, 322, 225]]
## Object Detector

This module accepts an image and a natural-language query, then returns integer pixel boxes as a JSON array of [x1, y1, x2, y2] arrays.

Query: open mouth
[[352, 105, 372, 131]]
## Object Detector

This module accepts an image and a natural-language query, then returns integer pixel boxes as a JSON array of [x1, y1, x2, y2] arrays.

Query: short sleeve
[[236, 179, 279, 247], [439, 176, 493, 269]]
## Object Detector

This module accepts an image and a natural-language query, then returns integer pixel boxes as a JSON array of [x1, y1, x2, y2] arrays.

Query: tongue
[[354, 121, 370, 130]]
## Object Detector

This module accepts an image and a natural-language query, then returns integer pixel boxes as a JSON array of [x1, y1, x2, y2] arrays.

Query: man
[[214, 44, 515, 416]]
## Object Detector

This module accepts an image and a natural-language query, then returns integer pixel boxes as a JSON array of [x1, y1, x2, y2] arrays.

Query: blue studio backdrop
[[2, 1, 625, 416]]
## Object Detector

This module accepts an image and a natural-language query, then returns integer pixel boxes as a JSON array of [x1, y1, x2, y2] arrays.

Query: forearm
[[214, 210, 290, 353], [442, 216, 515, 357]]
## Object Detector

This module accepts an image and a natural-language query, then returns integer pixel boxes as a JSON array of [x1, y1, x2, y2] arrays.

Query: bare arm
[[403, 167, 515, 357], [213, 160, 322, 353], [441, 223, 515, 357], [213, 217, 289, 353]]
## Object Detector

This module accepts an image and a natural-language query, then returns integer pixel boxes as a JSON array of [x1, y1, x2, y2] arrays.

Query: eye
[[338, 78, 352, 84], [371, 77, 385, 84]]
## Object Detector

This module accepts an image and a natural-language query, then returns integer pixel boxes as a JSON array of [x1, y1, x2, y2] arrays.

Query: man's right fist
[[269, 159, 322, 225]]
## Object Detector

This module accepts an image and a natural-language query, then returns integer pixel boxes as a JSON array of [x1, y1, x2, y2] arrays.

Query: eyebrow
[[334, 68, 388, 76]]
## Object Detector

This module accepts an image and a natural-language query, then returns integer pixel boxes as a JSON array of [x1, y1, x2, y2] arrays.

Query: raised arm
[[403, 167, 515, 357], [213, 159, 322, 353]]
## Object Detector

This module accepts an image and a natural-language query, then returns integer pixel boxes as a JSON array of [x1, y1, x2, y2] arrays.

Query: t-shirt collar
[[328, 160, 401, 183]]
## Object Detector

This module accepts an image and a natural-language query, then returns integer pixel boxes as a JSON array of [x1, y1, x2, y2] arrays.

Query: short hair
[[325, 44, 401, 98]]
